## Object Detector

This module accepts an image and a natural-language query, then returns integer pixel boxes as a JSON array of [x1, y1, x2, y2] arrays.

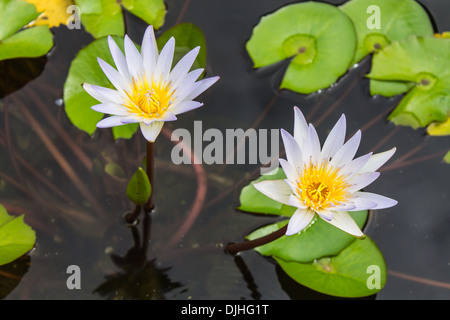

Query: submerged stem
[[144, 141, 155, 213], [226, 224, 287, 255]]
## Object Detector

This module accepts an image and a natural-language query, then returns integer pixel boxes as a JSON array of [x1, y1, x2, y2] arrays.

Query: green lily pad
[[340, 0, 434, 65], [63, 36, 124, 136], [247, 211, 368, 263], [0, 205, 36, 266], [0, 0, 53, 61], [428, 117, 450, 136], [63, 23, 207, 139], [367, 36, 450, 128], [444, 151, 450, 164], [75, 0, 166, 39], [275, 236, 386, 298], [246, 1, 356, 94]]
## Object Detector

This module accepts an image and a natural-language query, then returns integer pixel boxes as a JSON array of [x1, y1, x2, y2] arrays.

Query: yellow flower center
[[125, 77, 174, 120], [297, 161, 349, 211]]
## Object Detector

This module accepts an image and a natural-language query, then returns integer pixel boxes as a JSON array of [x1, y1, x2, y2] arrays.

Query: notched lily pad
[[0, 205, 36, 266], [275, 236, 387, 298], [246, 1, 356, 94], [246, 211, 368, 263], [367, 36, 450, 129], [340, 0, 434, 65]]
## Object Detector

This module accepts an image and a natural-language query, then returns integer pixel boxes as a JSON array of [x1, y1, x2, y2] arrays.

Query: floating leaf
[[247, 211, 368, 263], [444, 151, 450, 164], [246, 2, 356, 94], [367, 36, 450, 129], [0, 205, 36, 266], [63, 36, 124, 136], [0, 0, 53, 61], [340, 0, 433, 65], [427, 117, 450, 136], [275, 236, 386, 298], [126, 167, 151, 205], [23, 0, 74, 27], [63, 23, 208, 139], [75, 0, 166, 39]]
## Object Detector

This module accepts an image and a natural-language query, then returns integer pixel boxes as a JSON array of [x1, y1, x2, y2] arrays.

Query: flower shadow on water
[[94, 213, 182, 300]]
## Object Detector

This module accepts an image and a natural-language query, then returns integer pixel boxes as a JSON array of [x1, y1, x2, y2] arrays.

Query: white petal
[[353, 192, 398, 209], [330, 130, 361, 168], [183, 76, 220, 101], [108, 36, 131, 81], [253, 180, 293, 206], [302, 124, 321, 164], [158, 110, 177, 122], [124, 35, 144, 81], [91, 103, 129, 116], [325, 211, 364, 238], [347, 171, 380, 193], [293, 106, 308, 149], [346, 197, 377, 211], [155, 37, 175, 82], [330, 202, 357, 211], [279, 158, 297, 183], [169, 46, 200, 83], [281, 129, 303, 170], [321, 114, 346, 160], [315, 208, 334, 221], [141, 25, 158, 76], [83, 83, 124, 104], [169, 101, 203, 115], [97, 115, 127, 128], [287, 194, 307, 209], [97, 58, 132, 93], [140, 121, 164, 142], [359, 147, 396, 173], [286, 208, 315, 235], [172, 68, 204, 92], [339, 152, 372, 177]]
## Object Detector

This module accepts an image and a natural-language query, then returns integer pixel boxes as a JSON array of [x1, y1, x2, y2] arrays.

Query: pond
[[1, 0, 449, 300]]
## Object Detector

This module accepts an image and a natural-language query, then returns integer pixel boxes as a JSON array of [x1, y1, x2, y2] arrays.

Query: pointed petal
[[321, 114, 346, 160], [330, 130, 361, 168], [281, 129, 303, 170], [169, 101, 203, 115], [302, 124, 321, 164], [286, 208, 315, 235], [96, 115, 127, 128], [324, 211, 364, 238], [345, 197, 377, 211], [253, 180, 293, 206], [339, 152, 373, 177], [155, 36, 175, 82], [359, 147, 396, 173], [287, 194, 307, 209], [91, 103, 129, 116], [279, 158, 297, 183], [183, 75, 220, 101], [169, 46, 199, 83], [353, 192, 398, 209], [108, 36, 131, 81], [83, 83, 125, 104], [124, 35, 144, 81], [347, 171, 380, 193], [293, 106, 308, 149], [141, 25, 158, 76], [97, 58, 132, 93], [158, 110, 177, 122], [140, 121, 164, 142]]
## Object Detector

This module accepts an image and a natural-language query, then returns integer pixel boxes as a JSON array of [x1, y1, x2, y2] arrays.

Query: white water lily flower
[[254, 107, 397, 238], [83, 25, 219, 142]]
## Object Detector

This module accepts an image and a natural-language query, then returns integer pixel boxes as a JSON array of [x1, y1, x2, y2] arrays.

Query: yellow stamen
[[297, 161, 349, 211], [125, 77, 174, 121]]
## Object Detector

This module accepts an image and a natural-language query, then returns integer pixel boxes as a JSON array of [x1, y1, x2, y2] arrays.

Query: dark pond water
[[1, 0, 449, 300]]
